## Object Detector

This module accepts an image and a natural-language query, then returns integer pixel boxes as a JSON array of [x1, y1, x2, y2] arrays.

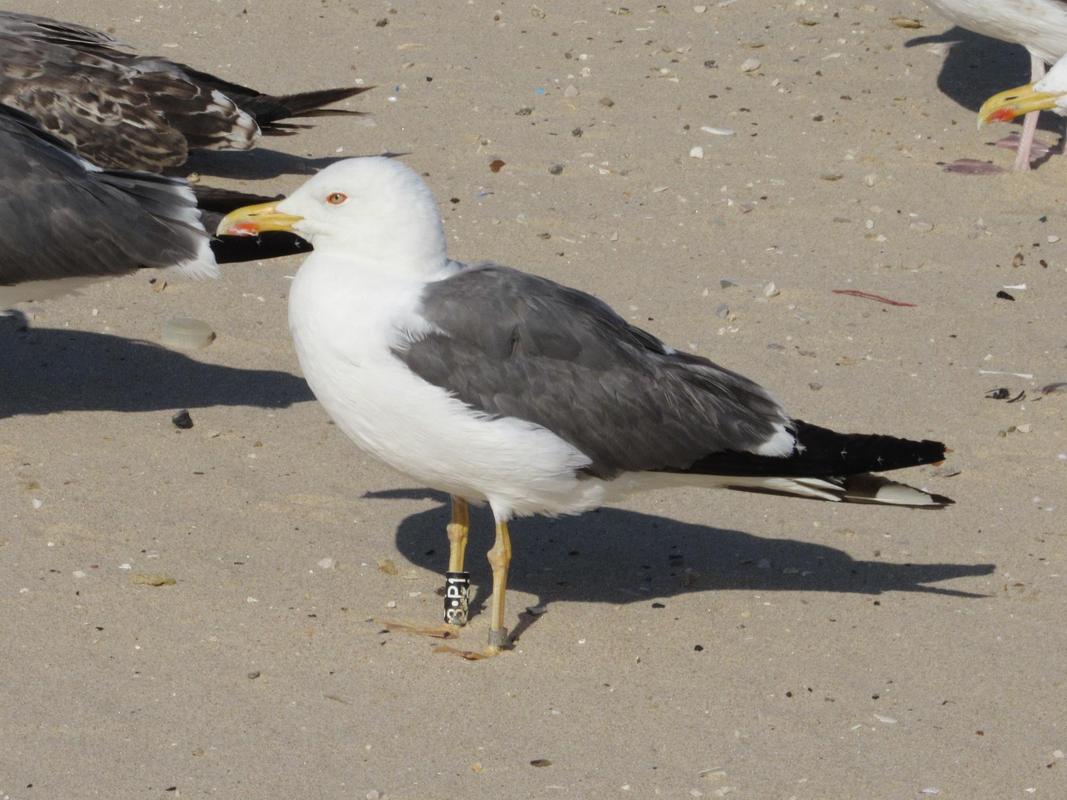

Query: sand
[[2, 1, 1066, 797]]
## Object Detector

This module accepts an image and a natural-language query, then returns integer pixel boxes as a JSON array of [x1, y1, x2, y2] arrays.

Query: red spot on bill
[[225, 221, 261, 237]]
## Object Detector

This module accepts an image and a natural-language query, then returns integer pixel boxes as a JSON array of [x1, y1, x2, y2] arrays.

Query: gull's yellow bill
[[216, 201, 303, 237], [978, 82, 1063, 128]]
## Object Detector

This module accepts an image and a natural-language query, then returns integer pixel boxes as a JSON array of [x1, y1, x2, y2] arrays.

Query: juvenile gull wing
[[0, 30, 253, 170], [392, 264, 791, 479], [0, 11, 367, 171]]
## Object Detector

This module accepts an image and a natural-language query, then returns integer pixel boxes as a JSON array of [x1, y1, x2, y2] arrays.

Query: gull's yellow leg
[[485, 519, 513, 652], [443, 496, 471, 625], [447, 496, 470, 572]]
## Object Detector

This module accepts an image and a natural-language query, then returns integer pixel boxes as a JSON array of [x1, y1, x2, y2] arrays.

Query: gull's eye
[[326, 192, 348, 205]]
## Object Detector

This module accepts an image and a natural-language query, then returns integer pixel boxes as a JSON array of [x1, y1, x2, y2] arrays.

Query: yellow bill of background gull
[[219, 157, 953, 658]]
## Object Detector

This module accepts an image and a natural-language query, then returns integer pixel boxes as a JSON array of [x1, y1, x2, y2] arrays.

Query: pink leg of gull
[[1012, 54, 1047, 172]]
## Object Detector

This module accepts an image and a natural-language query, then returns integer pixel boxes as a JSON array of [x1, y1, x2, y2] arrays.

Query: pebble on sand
[[162, 317, 216, 350]]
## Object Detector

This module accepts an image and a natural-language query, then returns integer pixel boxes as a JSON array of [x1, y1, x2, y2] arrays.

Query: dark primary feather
[[0, 105, 207, 285], [393, 264, 949, 486], [172, 64, 372, 131], [0, 11, 369, 172], [393, 265, 789, 480], [676, 420, 947, 477]]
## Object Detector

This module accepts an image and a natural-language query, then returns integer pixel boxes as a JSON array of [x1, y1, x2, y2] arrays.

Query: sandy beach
[[2, 1, 1065, 797]]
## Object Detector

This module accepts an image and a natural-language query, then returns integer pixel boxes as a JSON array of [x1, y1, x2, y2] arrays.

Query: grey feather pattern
[[392, 264, 789, 479], [0, 105, 207, 285]]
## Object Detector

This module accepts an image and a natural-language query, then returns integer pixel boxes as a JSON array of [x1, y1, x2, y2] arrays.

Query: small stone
[[890, 16, 923, 29], [530, 759, 552, 768], [763, 281, 779, 298], [385, 600, 397, 609], [1047, 235, 1060, 243], [32, 498, 43, 510], [563, 84, 578, 98], [740, 57, 761, 73], [1016, 423, 1032, 434], [863, 173, 878, 187], [549, 163, 564, 175], [910, 221, 934, 232], [247, 671, 261, 680], [598, 96, 615, 107], [162, 317, 215, 350], [689, 146, 704, 159], [172, 410, 193, 430], [693, 5, 707, 13], [131, 574, 177, 587], [378, 559, 399, 575], [366, 791, 382, 800], [317, 557, 335, 569], [714, 303, 730, 319], [526, 604, 549, 616], [809, 382, 822, 391]]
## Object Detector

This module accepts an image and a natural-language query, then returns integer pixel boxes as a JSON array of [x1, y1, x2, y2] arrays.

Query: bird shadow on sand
[[178, 148, 409, 181], [907, 26, 1063, 132], [366, 488, 994, 641], [0, 312, 313, 418]]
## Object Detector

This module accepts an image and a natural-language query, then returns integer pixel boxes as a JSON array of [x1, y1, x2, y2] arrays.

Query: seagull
[[0, 11, 371, 172], [219, 157, 953, 657], [0, 104, 306, 308], [923, 0, 1067, 170]]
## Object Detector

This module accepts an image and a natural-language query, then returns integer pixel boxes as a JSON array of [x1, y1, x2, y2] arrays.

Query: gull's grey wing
[[0, 105, 208, 286], [392, 264, 790, 479]]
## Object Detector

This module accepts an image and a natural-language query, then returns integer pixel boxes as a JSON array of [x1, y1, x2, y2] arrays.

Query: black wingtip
[[249, 85, 374, 126]]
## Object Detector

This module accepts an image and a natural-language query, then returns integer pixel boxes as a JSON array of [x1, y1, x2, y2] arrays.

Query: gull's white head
[[220, 157, 448, 275]]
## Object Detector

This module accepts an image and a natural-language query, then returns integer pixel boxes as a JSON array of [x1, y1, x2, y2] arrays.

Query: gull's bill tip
[[216, 200, 303, 237]]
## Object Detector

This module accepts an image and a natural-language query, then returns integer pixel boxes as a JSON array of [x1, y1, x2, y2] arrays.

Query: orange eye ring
[[326, 192, 348, 205]]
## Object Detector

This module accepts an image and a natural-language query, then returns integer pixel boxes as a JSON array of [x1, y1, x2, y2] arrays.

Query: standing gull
[[923, 0, 1067, 170], [220, 158, 953, 657], [0, 11, 371, 172], [0, 105, 305, 308]]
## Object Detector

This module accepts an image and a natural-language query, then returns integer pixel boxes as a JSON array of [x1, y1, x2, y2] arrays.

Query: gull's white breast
[[286, 253, 606, 518]]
